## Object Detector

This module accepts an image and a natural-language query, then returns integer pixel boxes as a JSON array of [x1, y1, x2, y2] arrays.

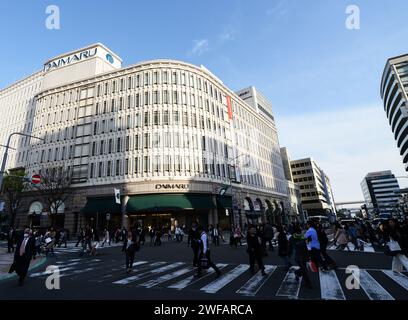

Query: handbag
[[45, 237, 52, 244], [200, 257, 209, 269], [8, 262, 16, 274], [384, 239, 402, 256]]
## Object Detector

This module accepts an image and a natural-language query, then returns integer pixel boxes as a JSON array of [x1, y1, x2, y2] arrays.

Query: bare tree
[[31, 166, 72, 227]]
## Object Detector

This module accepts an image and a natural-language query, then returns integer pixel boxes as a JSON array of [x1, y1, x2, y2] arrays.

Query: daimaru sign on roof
[[43, 43, 122, 72]]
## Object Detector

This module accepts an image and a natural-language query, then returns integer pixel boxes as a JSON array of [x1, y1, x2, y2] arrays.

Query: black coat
[[246, 234, 263, 256], [277, 232, 289, 257], [13, 237, 35, 276], [188, 229, 200, 248]]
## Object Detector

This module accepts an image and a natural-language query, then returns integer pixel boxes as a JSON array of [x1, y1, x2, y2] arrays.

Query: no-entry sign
[[31, 174, 41, 184]]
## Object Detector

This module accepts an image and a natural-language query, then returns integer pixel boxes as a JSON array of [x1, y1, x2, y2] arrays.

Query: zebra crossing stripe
[[200, 264, 249, 294], [319, 270, 345, 300], [236, 265, 276, 296], [30, 267, 74, 277], [382, 270, 408, 292], [276, 266, 302, 299], [168, 264, 228, 290], [359, 270, 394, 300], [113, 262, 184, 285], [139, 266, 196, 288]]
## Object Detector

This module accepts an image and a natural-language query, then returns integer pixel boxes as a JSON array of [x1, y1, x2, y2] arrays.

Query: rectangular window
[[182, 92, 187, 105], [127, 115, 131, 129], [119, 97, 123, 110], [154, 111, 159, 125], [90, 163, 94, 178], [143, 156, 149, 173], [144, 111, 149, 126], [143, 133, 149, 148], [173, 110, 179, 125], [153, 91, 158, 104], [107, 161, 112, 177], [134, 134, 139, 150], [144, 73, 149, 86], [174, 132, 179, 148], [163, 71, 168, 84], [183, 111, 188, 126], [128, 77, 132, 89], [135, 113, 140, 128], [116, 159, 120, 176], [125, 158, 129, 175], [98, 162, 103, 177], [163, 90, 168, 104], [112, 81, 116, 93], [172, 72, 177, 84], [100, 140, 104, 155], [134, 157, 139, 174], [164, 110, 169, 125], [135, 94, 140, 107], [136, 75, 140, 87], [93, 122, 98, 134], [173, 91, 178, 104], [126, 136, 130, 151], [117, 138, 121, 152], [153, 72, 158, 84], [144, 92, 149, 105], [108, 139, 113, 154]]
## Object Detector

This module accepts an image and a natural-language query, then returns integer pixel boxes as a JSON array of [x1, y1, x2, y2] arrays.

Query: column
[[121, 195, 129, 229]]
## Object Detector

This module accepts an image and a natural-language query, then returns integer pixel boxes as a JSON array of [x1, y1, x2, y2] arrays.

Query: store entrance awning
[[81, 197, 121, 216], [126, 194, 215, 213]]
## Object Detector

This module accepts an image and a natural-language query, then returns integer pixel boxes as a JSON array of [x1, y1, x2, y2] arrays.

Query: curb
[[0, 257, 47, 281]]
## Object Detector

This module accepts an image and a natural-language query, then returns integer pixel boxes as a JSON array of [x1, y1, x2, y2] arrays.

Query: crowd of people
[[5, 215, 408, 288]]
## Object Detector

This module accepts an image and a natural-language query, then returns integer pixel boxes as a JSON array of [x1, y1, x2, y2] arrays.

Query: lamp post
[[0, 132, 44, 191]]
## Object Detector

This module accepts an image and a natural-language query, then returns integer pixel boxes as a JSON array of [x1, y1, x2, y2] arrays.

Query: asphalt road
[[0, 240, 407, 300]]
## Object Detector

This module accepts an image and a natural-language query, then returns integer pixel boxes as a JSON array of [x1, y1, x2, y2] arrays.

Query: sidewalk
[[0, 248, 46, 281]]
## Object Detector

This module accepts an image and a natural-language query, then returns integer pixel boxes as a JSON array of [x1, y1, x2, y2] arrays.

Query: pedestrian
[[195, 225, 221, 278], [263, 223, 274, 251], [288, 225, 313, 289], [101, 228, 110, 247], [10, 228, 35, 286], [58, 228, 67, 248], [7, 226, 15, 253], [234, 226, 242, 247], [91, 228, 100, 255], [316, 223, 337, 269], [211, 224, 220, 246], [75, 228, 84, 247], [246, 225, 267, 276], [277, 225, 291, 270], [44, 228, 56, 256], [334, 222, 350, 251], [305, 220, 328, 271], [175, 226, 182, 242], [33, 230, 42, 259], [347, 223, 358, 250], [188, 222, 200, 267], [83, 225, 93, 253], [122, 230, 139, 273], [384, 218, 408, 272]]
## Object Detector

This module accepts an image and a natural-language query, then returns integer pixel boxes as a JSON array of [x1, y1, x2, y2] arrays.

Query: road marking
[[68, 259, 81, 262], [276, 266, 302, 299], [236, 265, 276, 296], [382, 270, 408, 292], [30, 267, 73, 277], [168, 264, 228, 290], [319, 270, 345, 300], [139, 266, 195, 288], [359, 270, 394, 300], [200, 264, 248, 294], [113, 262, 184, 285]]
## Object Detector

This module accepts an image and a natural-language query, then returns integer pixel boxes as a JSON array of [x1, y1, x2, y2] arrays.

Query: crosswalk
[[28, 258, 408, 300], [40, 242, 122, 256]]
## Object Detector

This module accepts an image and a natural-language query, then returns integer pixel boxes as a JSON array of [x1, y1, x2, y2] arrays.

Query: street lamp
[[0, 132, 45, 191]]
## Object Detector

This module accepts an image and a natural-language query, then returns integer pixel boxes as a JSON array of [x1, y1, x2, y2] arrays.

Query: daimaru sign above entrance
[[43, 43, 122, 73], [44, 47, 98, 72]]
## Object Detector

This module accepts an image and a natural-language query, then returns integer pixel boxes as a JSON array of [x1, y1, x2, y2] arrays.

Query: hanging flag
[[226, 96, 233, 121], [114, 188, 121, 204]]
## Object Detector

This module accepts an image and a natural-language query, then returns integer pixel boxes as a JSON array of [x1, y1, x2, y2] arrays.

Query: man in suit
[[13, 228, 35, 286]]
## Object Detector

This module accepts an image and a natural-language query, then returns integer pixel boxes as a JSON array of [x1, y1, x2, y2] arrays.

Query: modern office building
[[361, 171, 400, 217], [381, 54, 408, 171], [290, 158, 336, 217], [0, 43, 290, 233], [279, 147, 304, 223]]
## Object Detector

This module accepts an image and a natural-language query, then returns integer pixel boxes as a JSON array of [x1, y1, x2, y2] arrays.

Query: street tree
[[31, 166, 72, 228], [2, 168, 26, 227]]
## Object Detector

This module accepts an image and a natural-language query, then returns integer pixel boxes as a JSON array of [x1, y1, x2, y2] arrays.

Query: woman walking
[[277, 225, 291, 270], [334, 222, 350, 251], [122, 231, 139, 273]]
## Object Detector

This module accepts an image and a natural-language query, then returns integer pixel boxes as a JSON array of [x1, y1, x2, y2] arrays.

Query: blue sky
[[1, 0, 408, 201]]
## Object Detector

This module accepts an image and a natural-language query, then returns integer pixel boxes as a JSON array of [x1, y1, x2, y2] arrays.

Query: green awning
[[127, 194, 215, 212], [216, 196, 232, 209], [81, 197, 121, 216]]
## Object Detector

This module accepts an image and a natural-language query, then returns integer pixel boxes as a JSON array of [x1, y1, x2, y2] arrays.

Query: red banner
[[226, 96, 233, 121]]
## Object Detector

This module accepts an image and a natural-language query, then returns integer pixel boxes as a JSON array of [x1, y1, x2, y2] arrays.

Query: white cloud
[[219, 28, 236, 42], [189, 39, 209, 56], [276, 105, 408, 202]]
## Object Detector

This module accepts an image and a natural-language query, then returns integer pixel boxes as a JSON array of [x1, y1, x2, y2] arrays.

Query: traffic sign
[[31, 174, 41, 184]]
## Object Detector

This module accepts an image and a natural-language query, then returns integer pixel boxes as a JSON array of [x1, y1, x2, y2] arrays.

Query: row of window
[[291, 162, 312, 169], [292, 169, 313, 176]]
